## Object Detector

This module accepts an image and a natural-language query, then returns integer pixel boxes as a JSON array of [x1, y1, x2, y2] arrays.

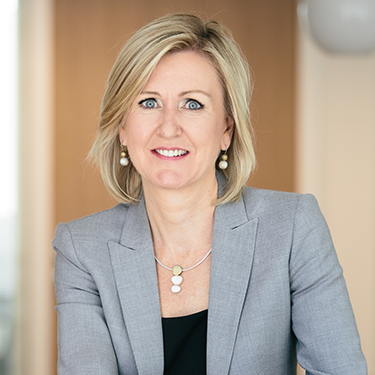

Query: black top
[[162, 309, 208, 375]]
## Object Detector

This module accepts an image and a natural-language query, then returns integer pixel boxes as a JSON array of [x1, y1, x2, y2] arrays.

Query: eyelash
[[184, 99, 204, 110], [138, 98, 204, 111], [138, 98, 158, 109]]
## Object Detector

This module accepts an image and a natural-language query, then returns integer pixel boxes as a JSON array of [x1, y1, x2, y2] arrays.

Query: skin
[[120, 50, 233, 317]]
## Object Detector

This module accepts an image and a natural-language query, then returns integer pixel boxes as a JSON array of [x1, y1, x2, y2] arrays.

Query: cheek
[[126, 144, 144, 175], [122, 121, 147, 147], [126, 130, 151, 165], [120, 112, 146, 145]]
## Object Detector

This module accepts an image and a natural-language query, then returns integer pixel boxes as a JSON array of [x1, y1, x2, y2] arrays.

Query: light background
[[14, 0, 374, 374]]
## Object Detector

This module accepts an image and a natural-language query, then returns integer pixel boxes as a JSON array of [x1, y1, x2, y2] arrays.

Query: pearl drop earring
[[218, 151, 228, 170], [120, 145, 129, 166]]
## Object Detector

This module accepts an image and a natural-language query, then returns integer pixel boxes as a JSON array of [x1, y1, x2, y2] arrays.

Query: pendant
[[171, 265, 183, 293]]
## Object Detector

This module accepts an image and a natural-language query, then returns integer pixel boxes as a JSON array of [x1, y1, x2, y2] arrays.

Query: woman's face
[[120, 50, 233, 195]]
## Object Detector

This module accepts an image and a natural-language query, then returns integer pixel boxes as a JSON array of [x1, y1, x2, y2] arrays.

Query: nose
[[157, 106, 182, 138]]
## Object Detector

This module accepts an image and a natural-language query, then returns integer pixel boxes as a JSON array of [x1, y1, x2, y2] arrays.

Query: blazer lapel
[[108, 199, 164, 375], [207, 193, 259, 375]]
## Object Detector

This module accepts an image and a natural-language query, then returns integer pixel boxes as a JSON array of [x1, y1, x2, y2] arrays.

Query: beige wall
[[17, 0, 55, 374], [296, 26, 375, 374]]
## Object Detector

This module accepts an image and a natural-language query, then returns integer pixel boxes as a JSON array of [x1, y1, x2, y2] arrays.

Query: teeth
[[156, 149, 187, 157]]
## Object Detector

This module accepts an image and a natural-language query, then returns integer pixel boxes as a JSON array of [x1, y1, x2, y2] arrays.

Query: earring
[[120, 145, 129, 166], [218, 150, 228, 170]]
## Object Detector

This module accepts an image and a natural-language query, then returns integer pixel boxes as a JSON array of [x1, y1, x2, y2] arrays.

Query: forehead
[[143, 50, 222, 93]]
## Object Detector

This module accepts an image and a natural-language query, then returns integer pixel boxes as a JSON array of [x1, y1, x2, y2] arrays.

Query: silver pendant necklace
[[154, 248, 212, 293]]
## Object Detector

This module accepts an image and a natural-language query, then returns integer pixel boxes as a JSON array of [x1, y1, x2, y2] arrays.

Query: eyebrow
[[180, 90, 212, 98], [140, 91, 160, 96], [140, 90, 212, 99]]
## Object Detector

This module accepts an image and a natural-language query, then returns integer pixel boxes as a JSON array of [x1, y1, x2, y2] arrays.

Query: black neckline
[[162, 309, 208, 320]]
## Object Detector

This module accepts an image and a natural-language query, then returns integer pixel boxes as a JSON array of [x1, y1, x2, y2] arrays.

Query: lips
[[154, 149, 188, 157]]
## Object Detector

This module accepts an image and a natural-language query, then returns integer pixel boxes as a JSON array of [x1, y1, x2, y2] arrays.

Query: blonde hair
[[89, 13, 255, 205]]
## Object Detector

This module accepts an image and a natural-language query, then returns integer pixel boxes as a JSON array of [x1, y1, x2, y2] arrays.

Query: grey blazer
[[53, 179, 367, 374]]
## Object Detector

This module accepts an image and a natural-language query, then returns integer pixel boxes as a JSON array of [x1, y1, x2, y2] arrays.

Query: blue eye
[[185, 99, 202, 110], [140, 98, 157, 109]]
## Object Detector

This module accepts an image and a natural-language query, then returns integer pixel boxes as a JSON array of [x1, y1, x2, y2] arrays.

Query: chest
[[156, 260, 211, 317]]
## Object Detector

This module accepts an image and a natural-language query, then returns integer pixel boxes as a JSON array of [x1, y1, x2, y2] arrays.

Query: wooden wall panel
[[54, 1, 295, 372], [55, 0, 296, 225]]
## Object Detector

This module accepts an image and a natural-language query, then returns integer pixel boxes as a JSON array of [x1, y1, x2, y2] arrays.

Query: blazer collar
[[108, 198, 164, 374], [207, 192, 258, 375], [108, 174, 258, 375]]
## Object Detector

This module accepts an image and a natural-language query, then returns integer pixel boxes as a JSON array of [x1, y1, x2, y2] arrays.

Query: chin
[[154, 171, 188, 190], [144, 168, 214, 192]]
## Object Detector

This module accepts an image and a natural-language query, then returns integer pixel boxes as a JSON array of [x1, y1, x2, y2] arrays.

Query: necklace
[[154, 248, 212, 293]]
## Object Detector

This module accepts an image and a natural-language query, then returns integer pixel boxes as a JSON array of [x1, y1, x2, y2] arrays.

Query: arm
[[53, 223, 119, 375], [290, 194, 367, 374]]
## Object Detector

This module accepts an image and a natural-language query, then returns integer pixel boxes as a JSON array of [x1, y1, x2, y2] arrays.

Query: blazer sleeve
[[53, 222, 119, 375], [290, 194, 367, 374]]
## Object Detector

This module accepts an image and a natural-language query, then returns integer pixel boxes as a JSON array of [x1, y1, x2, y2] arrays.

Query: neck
[[143, 176, 217, 260]]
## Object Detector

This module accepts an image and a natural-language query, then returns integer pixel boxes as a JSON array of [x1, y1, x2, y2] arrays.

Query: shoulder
[[240, 187, 328, 242], [53, 203, 131, 248], [242, 186, 320, 218]]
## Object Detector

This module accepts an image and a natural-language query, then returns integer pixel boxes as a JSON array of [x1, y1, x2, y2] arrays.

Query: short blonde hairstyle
[[90, 13, 255, 205]]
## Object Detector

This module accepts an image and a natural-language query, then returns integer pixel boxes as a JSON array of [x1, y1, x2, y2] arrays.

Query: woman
[[53, 13, 367, 374]]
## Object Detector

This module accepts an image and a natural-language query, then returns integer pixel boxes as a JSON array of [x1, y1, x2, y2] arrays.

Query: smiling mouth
[[155, 149, 188, 157]]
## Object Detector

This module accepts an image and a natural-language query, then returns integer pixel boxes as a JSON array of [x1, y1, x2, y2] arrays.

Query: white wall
[[296, 27, 375, 374]]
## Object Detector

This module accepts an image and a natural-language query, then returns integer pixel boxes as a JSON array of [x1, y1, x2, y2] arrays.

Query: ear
[[221, 116, 234, 150], [119, 124, 127, 146]]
